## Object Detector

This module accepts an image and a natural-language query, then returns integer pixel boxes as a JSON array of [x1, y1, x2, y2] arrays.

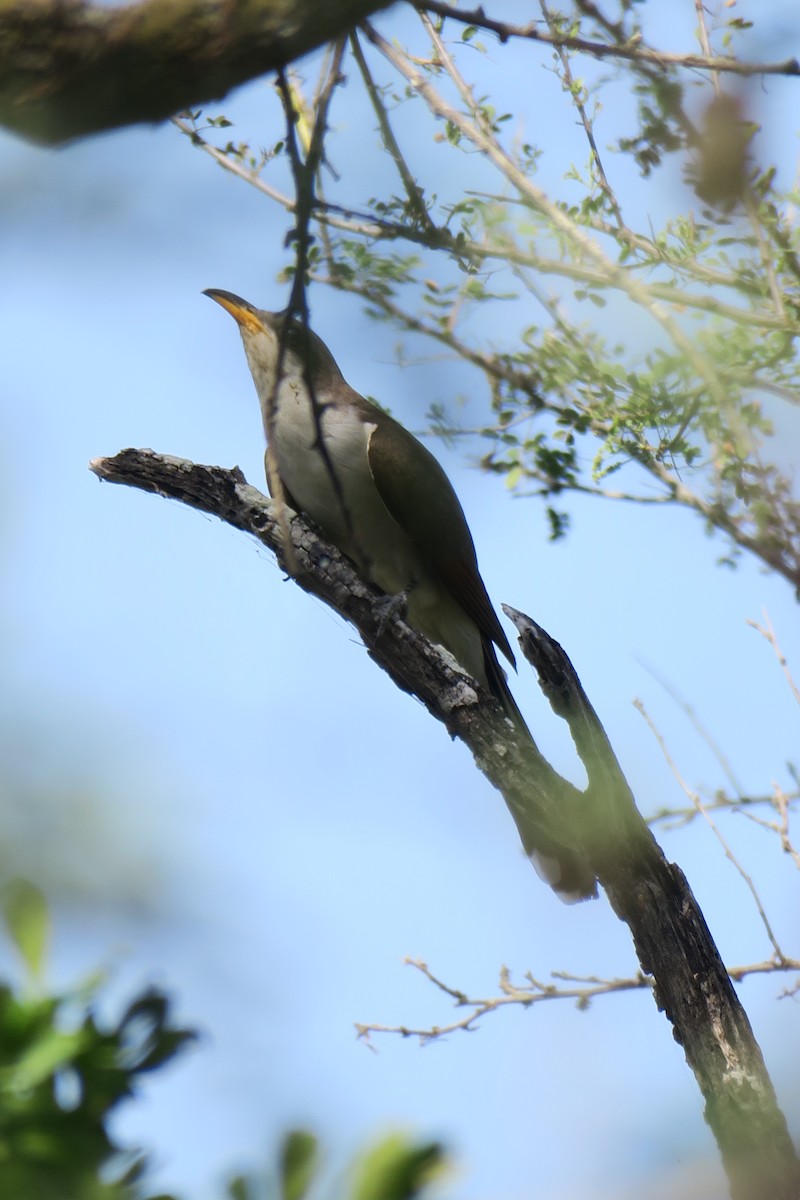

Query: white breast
[[266, 376, 487, 686], [271, 380, 385, 563]]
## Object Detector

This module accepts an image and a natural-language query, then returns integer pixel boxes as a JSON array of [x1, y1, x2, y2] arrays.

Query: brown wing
[[366, 404, 515, 668]]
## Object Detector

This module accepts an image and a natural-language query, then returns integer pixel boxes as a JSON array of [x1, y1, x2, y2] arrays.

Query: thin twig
[[635, 699, 787, 964], [274, 52, 354, 570], [415, 1, 800, 78], [747, 611, 800, 707], [735, 787, 800, 873], [355, 953, 800, 1043], [647, 788, 800, 830], [349, 31, 436, 233], [638, 659, 744, 796], [315, 271, 796, 578], [693, 0, 720, 90], [772, 785, 800, 871], [538, 0, 626, 229], [366, 19, 732, 425], [172, 120, 795, 335]]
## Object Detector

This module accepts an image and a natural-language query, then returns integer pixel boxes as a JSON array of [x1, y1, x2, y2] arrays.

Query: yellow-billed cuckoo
[[204, 290, 595, 901], [204, 288, 524, 725]]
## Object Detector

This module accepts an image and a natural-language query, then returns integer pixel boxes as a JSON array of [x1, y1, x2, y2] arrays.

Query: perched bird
[[204, 289, 524, 726], [205, 290, 595, 901]]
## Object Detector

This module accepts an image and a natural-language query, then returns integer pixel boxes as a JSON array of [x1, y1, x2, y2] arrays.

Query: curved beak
[[203, 288, 265, 334]]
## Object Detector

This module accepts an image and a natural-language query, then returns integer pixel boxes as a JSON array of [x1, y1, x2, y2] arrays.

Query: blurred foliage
[[0, 879, 194, 1200], [0, 881, 450, 1200], [227, 1128, 449, 1200]]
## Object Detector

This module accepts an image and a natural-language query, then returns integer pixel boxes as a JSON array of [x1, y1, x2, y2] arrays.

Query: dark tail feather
[[482, 637, 530, 734]]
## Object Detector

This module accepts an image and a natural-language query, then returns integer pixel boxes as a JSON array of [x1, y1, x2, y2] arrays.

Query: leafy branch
[[178, 3, 800, 590], [415, 1, 800, 79]]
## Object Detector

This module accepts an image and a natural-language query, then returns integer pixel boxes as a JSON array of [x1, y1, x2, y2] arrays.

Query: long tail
[[482, 637, 531, 734]]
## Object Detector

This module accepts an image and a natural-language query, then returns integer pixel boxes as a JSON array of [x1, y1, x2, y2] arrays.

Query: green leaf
[[227, 1174, 253, 1200], [279, 1129, 319, 1200], [1, 879, 49, 982], [10, 1026, 89, 1092], [351, 1133, 448, 1200]]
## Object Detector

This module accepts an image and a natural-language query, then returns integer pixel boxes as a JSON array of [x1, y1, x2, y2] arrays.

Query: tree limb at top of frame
[[0, 0, 395, 146], [5, 0, 799, 149]]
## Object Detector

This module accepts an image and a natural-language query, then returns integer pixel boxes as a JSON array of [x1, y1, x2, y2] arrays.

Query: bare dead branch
[[356, 954, 800, 1042]]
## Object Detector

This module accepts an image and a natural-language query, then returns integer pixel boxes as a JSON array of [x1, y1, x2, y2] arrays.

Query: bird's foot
[[373, 587, 412, 639]]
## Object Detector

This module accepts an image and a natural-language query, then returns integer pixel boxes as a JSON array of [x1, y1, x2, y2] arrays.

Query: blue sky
[[1, 4, 799, 1198]]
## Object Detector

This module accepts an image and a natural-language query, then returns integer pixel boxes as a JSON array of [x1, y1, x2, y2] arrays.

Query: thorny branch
[[415, 1, 800, 78]]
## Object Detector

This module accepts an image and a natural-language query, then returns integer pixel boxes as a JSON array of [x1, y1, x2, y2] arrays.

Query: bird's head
[[203, 289, 342, 391]]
